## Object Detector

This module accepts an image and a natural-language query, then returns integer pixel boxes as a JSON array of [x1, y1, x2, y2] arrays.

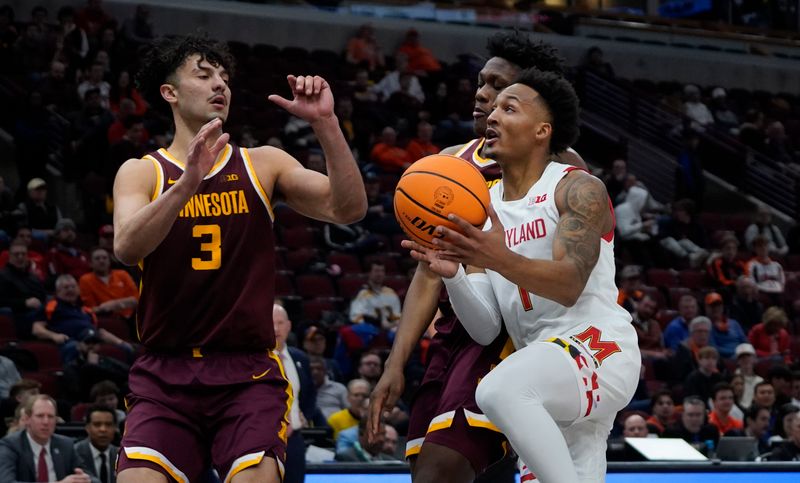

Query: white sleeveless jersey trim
[[484, 162, 631, 350]]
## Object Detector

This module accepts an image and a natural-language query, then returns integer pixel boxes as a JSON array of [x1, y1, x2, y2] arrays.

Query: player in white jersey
[[403, 68, 641, 483]]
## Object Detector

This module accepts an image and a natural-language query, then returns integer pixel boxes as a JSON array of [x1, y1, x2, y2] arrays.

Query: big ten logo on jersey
[[505, 218, 546, 248], [527, 194, 547, 206], [571, 326, 621, 366], [224, 173, 239, 182]]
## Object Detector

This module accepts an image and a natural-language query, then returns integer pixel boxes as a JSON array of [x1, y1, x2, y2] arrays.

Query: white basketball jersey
[[484, 162, 632, 351]]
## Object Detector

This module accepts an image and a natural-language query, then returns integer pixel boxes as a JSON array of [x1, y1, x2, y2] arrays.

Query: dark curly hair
[[135, 34, 235, 111], [514, 68, 580, 154], [486, 30, 564, 75]]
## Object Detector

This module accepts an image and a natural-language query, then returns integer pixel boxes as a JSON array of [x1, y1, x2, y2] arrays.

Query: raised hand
[[400, 239, 459, 278], [182, 118, 230, 188], [268, 75, 334, 125], [433, 204, 509, 271]]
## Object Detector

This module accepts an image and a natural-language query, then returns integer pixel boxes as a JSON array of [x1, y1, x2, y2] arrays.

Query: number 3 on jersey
[[192, 224, 221, 270]]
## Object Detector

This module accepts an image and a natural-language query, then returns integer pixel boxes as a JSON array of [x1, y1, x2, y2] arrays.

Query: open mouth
[[484, 128, 499, 145], [210, 95, 226, 108], [473, 106, 487, 118]]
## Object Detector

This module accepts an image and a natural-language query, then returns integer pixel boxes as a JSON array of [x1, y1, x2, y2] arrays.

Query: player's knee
[[117, 468, 169, 483], [475, 370, 508, 416]]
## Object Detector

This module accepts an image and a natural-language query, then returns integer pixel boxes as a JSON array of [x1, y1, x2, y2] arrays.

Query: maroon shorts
[[117, 351, 290, 483], [406, 328, 514, 474]]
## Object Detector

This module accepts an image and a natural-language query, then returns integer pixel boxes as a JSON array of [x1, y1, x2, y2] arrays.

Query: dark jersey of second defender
[[137, 144, 277, 352]]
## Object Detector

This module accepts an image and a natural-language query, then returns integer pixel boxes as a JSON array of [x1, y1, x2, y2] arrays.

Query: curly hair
[[486, 30, 564, 75], [514, 68, 580, 154], [135, 34, 235, 110]]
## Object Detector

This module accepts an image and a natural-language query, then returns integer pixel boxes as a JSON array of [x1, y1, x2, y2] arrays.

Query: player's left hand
[[268, 75, 334, 125], [434, 204, 509, 270]]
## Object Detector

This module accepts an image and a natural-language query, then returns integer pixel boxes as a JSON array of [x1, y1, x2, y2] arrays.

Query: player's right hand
[[367, 366, 405, 443], [182, 118, 230, 189], [401, 239, 459, 278], [60, 468, 91, 483]]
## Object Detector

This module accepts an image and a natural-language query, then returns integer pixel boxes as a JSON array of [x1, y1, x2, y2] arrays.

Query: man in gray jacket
[[74, 405, 117, 483]]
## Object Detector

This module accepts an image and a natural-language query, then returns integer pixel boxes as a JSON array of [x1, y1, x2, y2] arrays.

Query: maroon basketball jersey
[[137, 144, 277, 351]]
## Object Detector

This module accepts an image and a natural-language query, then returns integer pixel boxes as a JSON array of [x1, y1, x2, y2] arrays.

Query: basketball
[[394, 154, 491, 249]]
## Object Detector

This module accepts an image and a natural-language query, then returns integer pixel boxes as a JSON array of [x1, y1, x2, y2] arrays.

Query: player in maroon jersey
[[112, 36, 366, 483], [368, 32, 586, 483]]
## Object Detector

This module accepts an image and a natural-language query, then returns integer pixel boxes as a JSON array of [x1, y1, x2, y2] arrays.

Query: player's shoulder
[[439, 144, 463, 155]]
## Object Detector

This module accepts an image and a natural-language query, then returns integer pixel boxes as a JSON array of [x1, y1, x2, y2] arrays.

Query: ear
[[160, 83, 177, 104], [535, 122, 552, 142]]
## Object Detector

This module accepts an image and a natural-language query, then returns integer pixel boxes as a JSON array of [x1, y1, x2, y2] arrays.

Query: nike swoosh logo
[[167, 178, 177, 185], [251, 368, 271, 380]]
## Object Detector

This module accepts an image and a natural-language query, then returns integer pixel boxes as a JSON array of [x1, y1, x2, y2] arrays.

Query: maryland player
[[113, 36, 366, 483], [368, 32, 586, 483], [412, 69, 640, 483]]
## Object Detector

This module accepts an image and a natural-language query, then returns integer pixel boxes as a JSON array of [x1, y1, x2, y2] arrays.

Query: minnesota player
[[112, 36, 366, 483], [408, 69, 640, 483], [368, 32, 585, 483]]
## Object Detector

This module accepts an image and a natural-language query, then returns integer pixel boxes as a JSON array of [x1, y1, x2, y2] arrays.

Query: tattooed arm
[[426, 170, 611, 307]]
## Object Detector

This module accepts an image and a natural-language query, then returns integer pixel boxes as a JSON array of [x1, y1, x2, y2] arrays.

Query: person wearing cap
[[729, 276, 763, 332], [748, 307, 792, 363], [663, 294, 700, 351], [17, 178, 62, 240], [32, 274, 132, 363], [79, 247, 138, 321], [48, 218, 91, 280], [616, 265, 644, 314], [708, 235, 746, 290], [734, 342, 763, 409], [705, 291, 746, 360], [683, 84, 713, 129], [709, 87, 739, 134]]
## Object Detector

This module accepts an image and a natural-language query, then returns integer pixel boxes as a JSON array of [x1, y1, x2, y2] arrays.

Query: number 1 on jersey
[[518, 286, 533, 312], [192, 224, 221, 270]]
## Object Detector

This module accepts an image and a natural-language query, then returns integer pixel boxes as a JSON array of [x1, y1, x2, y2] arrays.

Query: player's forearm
[[114, 182, 195, 265], [493, 252, 584, 307], [312, 115, 367, 224], [384, 264, 442, 372], [442, 266, 501, 346]]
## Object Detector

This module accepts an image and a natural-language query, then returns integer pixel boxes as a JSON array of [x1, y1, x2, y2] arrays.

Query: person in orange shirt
[[708, 382, 744, 436], [370, 126, 412, 173], [79, 247, 138, 319], [405, 121, 439, 162], [396, 29, 441, 75]]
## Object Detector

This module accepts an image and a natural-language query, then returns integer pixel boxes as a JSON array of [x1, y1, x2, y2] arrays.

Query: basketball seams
[[400, 171, 489, 220]]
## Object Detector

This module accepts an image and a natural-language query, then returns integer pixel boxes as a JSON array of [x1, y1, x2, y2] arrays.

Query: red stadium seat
[[0, 314, 17, 342], [647, 268, 679, 288], [327, 252, 363, 274], [656, 309, 678, 330], [97, 317, 131, 342], [97, 344, 130, 364], [294, 274, 336, 299], [678, 270, 708, 290], [22, 371, 60, 398], [16, 341, 62, 371], [273, 206, 312, 229], [284, 248, 319, 271], [302, 298, 339, 321], [275, 271, 296, 297], [280, 226, 319, 248], [70, 402, 90, 422], [337, 275, 368, 299]]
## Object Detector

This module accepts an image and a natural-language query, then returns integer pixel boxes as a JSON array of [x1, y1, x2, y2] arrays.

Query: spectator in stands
[[108, 70, 146, 116], [33, 274, 129, 362], [747, 235, 786, 301], [674, 129, 705, 209], [710, 87, 739, 134], [748, 307, 792, 363], [370, 126, 412, 173], [396, 28, 441, 75], [752, 381, 778, 427], [336, 417, 398, 462], [273, 304, 316, 483], [48, 219, 91, 279], [615, 185, 657, 265], [0, 394, 93, 482], [708, 382, 743, 436], [706, 292, 747, 359], [729, 276, 763, 332], [54, 6, 89, 71], [770, 415, 800, 461], [383, 423, 399, 457], [12, 21, 49, 79], [349, 262, 401, 330], [0, 241, 47, 336], [764, 121, 795, 165], [77, 62, 111, 109], [38, 60, 81, 114], [74, 404, 118, 483], [303, 325, 342, 382], [771, 403, 800, 446], [309, 356, 346, 420], [767, 366, 794, 408], [17, 178, 61, 240], [121, 4, 154, 46], [61, 328, 130, 404], [69, 87, 115, 179], [363, 175, 400, 236], [683, 84, 714, 129], [357, 352, 384, 389], [323, 222, 381, 255], [728, 405, 771, 455], [663, 396, 719, 455], [684, 346, 725, 403], [737, 109, 764, 151], [646, 390, 676, 436], [0, 356, 20, 400], [632, 295, 666, 359], [734, 343, 763, 409], [664, 294, 700, 351], [0, 176, 17, 240], [670, 316, 715, 382], [328, 378, 370, 440], [79, 247, 138, 321], [75, 0, 112, 37], [579, 46, 614, 79], [744, 206, 788, 257], [0, 379, 40, 433], [657, 199, 709, 267], [616, 265, 644, 314], [622, 414, 649, 438], [5, 405, 28, 437], [372, 52, 424, 104], [603, 159, 627, 206], [106, 98, 139, 144], [708, 235, 746, 291], [346, 24, 384, 72], [405, 120, 438, 161]]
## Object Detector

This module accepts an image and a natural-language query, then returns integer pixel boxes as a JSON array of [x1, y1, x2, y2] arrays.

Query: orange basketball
[[394, 154, 490, 249]]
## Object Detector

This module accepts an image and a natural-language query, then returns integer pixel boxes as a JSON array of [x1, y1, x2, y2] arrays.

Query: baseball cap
[[78, 327, 102, 343], [704, 292, 723, 305], [735, 343, 756, 358], [711, 87, 726, 99], [27, 178, 47, 191], [54, 218, 76, 234]]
